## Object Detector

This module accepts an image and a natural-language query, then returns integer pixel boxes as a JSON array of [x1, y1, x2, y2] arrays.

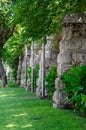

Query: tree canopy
[[0, 0, 14, 46], [1, 0, 86, 62], [1, 0, 86, 81], [13, 0, 86, 40]]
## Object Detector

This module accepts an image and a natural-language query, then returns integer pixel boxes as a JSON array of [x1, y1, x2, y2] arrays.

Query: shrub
[[33, 64, 40, 89], [45, 66, 57, 98], [7, 70, 17, 81], [7, 81, 20, 88], [0, 80, 2, 88], [27, 64, 40, 90], [61, 65, 86, 115], [27, 66, 31, 80]]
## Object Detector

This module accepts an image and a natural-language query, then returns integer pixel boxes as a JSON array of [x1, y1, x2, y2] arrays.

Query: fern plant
[[27, 64, 40, 91], [61, 65, 86, 115], [45, 66, 57, 98], [33, 64, 40, 89]]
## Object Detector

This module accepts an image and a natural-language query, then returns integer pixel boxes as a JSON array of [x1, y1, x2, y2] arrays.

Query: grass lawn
[[0, 82, 86, 130]]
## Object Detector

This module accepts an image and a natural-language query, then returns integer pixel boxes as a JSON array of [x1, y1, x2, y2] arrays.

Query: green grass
[[0, 82, 86, 130]]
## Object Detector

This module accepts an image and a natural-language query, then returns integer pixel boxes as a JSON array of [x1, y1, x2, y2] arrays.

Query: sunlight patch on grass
[[0, 94, 8, 97], [13, 113, 27, 117], [6, 123, 17, 128], [21, 124, 32, 128]]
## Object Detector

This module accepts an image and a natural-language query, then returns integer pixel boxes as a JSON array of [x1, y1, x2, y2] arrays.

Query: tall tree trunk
[[0, 53, 7, 87]]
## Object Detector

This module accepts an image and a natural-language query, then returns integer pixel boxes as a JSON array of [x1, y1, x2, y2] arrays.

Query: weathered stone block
[[36, 37, 57, 98], [55, 78, 62, 90], [53, 13, 86, 108]]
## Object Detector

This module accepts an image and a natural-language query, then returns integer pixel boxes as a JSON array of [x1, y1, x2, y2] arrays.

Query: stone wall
[[53, 13, 86, 108]]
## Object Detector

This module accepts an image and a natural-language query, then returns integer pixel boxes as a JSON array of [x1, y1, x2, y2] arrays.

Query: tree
[[2, 25, 32, 81], [0, 0, 14, 87]]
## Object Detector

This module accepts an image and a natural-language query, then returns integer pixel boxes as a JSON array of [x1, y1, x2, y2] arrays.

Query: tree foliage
[[2, 25, 31, 79], [1, 0, 86, 81], [0, 0, 16, 86], [0, 0, 14, 48], [13, 0, 86, 40]]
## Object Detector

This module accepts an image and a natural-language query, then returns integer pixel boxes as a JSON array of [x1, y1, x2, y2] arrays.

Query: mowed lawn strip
[[0, 86, 86, 130]]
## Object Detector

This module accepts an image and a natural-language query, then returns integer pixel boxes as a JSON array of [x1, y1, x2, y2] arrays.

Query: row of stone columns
[[16, 13, 86, 108], [36, 37, 57, 98], [16, 37, 57, 97]]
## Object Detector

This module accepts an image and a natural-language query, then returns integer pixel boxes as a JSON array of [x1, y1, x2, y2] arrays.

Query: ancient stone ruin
[[16, 55, 23, 85], [16, 13, 86, 108], [17, 37, 57, 97], [30, 42, 40, 92], [36, 36, 57, 98], [16, 45, 31, 89], [53, 13, 86, 108]]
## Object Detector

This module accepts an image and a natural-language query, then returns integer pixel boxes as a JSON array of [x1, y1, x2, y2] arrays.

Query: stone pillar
[[16, 55, 22, 85], [21, 55, 25, 87], [31, 41, 34, 92], [6, 66, 12, 81], [36, 36, 57, 98], [36, 50, 42, 97], [21, 45, 27, 88], [21, 45, 31, 89], [41, 43, 45, 98], [53, 13, 86, 108], [26, 50, 31, 91], [30, 42, 40, 92]]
